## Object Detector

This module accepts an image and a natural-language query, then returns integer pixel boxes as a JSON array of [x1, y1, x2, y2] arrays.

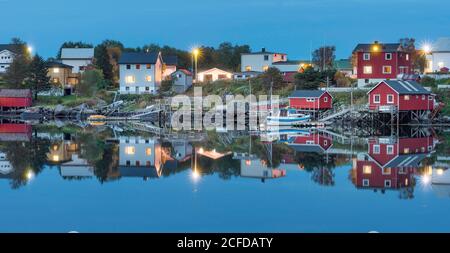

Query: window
[[53, 68, 60, 73], [125, 75, 135, 83], [146, 64, 151, 69], [404, 95, 410, 101], [324, 140, 328, 146], [324, 97, 328, 102], [306, 98, 315, 102], [136, 64, 141, 70], [136, 161, 140, 167], [387, 94, 394, 104], [373, 94, 380, 104], [363, 165, 372, 174], [53, 78, 59, 83], [146, 161, 151, 167], [245, 66, 252, 71], [406, 54, 409, 61], [363, 66, 372, 74], [404, 148, 410, 154], [263, 65, 269, 71], [363, 53, 370, 60], [362, 179, 370, 187], [384, 180, 392, 188], [146, 75, 152, 82], [429, 95, 433, 100], [125, 146, 135, 155], [385, 53, 392, 60], [79, 66, 85, 71], [126, 160, 131, 166], [264, 55, 269, 61], [422, 95, 426, 100], [382, 66, 392, 74], [281, 55, 285, 60], [145, 87, 149, 91], [125, 87, 130, 91], [126, 64, 131, 69], [387, 145, 394, 155], [146, 148, 152, 156], [373, 145, 380, 154], [382, 167, 391, 175]]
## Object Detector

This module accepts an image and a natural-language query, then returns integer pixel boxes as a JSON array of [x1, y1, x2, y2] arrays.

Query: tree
[[3, 56, 29, 88], [399, 38, 426, 73], [27, 55, 51, 100], [160, 79, 174, 93], [257, 67, 284, 90], [77, 69, 104, 96], [312, 46, 336, 71], [94, 44, 113, 81], [334, 71, 351, 87], [294, 66, 322, 90], [57, 41, 93, 58]]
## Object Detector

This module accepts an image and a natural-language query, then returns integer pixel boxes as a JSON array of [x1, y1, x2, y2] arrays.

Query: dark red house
[[353, 41, 413, 87], [287, 132, 333, 153], [288, 90, 332, 111], [367, 80, 435, 113], [0, 89, 32, 110], [0, 122, 32, 142]]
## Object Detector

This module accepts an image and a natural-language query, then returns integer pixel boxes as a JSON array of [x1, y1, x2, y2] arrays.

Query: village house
[[353, 41, 413, 87], [162, 55, 178, 79], [0, 121, 32, 142], [197, 68, 232, 82], [46, 61, 79, 95], [118, 52, 164, 95], [425, 37, 450, 73], [241, 48, 312, 74], [171, 69, 193, 93], [60, 48, 94, 73], [0, 89, 32, 111], [287, 132, 333, 153], [333, 59, 354, 77], [288, 90, 333, 111], [232, 71, 262, 81], [0, 44, 17, 74], [367, 80, 435, 115]]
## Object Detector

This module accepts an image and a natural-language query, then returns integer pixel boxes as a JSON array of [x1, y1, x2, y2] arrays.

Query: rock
[[54, 104, 67, 115], [96, 99, 107, 108], [73, 103, 87, 111]]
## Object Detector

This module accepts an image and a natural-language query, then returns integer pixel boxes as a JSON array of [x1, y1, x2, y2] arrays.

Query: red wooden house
[[367, 80, 435, 113], [0, 89, 32, 110], [287, 132, 333, 153], [0, 122, 32, 142], [288, 90, 332, 111], [353, 41, 413, 87]]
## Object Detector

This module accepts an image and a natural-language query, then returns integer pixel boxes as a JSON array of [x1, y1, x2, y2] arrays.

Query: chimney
[[261, 48, 266, 53]]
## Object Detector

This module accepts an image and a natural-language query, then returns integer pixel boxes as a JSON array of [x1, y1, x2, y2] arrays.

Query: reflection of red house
[[0, 122, 32, 141], [288, 90, 332, 111], [0, 89, 32, 110], [353, 160, 414, 189], [288, 132, 333, 153]]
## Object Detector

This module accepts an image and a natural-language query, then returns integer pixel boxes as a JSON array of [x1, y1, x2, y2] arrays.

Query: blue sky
[[1, 0, 448, 59]]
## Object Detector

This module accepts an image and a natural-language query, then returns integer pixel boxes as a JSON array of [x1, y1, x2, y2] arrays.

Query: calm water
[[1, 121, 450, 232]]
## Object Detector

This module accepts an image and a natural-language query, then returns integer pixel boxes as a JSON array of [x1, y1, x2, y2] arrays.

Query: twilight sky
[[1, 0, 448, 59]]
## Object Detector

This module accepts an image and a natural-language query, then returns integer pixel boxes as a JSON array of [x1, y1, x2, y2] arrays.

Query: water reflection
[[1, 121, 450, 200]]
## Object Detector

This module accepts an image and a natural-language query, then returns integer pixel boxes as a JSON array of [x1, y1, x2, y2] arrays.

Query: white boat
[[266, 109, 311, 126]]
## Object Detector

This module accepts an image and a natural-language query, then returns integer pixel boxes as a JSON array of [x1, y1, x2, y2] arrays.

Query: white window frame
[[387, 94, 394, 104], [387, 145, 394, 155], [373, 94, 380, 104], [384, 180, 392, 188], [363, 53, 370, 61], [363, 165, 372, 174], [373, 145, 380, 154], [306, 98, 316, 102], [382, 65, 392, 74], [363, 66, 372, 74], [428, 95, 433, 101], [385, 53, 392, 60], [362, 179, 370, 187], [324, 96, 328, 102], [382, 167, 391, 175]]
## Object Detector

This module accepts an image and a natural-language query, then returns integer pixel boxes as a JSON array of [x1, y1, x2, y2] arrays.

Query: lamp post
[[192, 48, 199, 81]]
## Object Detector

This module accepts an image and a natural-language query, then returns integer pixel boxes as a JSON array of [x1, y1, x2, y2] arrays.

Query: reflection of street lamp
[[192, 48, 200, 81], [27, 46, 33, 54]]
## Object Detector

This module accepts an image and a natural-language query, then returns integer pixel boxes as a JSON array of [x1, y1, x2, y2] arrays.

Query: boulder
[[54, 104, 67, 115]]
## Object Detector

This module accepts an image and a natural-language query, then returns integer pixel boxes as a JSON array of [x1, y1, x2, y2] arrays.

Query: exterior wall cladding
[[356, 51, 413, 80]]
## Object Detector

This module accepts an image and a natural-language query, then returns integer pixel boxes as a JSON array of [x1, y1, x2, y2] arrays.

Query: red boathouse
[[0, 89, 32, 110], [288, 90, 332, 111]]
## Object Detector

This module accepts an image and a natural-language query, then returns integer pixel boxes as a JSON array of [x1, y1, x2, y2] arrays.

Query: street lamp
[[192, 48, 200, 81], [27, 46, 33, 54], [422, 44, 432, 54]]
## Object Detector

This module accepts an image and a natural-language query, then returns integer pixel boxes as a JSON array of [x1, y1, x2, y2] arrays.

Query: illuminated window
[[146, 75, 152, 82], [146, 148, 152, 156], [387, 145, 394, 154], [125, 146, 135, 155], [373, 145, 380, 154], [363, 53, 370, 61], [382, 66, 392, 74], [404, 95, 410, 100], [146, 64, 151, 69], [406, 54, 409, 61], [263, 65, 269, 71], [52, 155, 59, 162], [363, 165, 372, 174], [125, 76, 135, 83], [373, 94, 380, 103], [53, 78, 59, 83], [438, 62, 444, 68], [385, 53, 392, 60], [387, 94, 394, 104], [245, 66, 252, 71], [363, 66, 372, 74], [382, 167, 391, 175], [404, 148, 410, 154], [53, 68, 60, 73]]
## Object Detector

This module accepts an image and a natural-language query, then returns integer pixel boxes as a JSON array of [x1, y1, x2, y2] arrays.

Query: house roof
[[0, 89, 32, 98], [353, 43, 402, 53], [289, 144, 327, 153], [384, 154, 428, 168], [163, 55, 178, 66], [118, 52, 159, 64], [60, 48, 94, 59], [173, 69, 192, 76], [333, 59, 352, 70], [198, 67, 233, 75], [371, 80, 431, 95], [432, 37, 450, 52], [0, 44, 18, 54], [272, 60, 310, 65], [46, 61, 73, 69], [241, 50, 285, 55], [288, 90, 327, 98]]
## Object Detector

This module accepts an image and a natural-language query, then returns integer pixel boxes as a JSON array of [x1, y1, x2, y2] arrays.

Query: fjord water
[[1, 122, 450, 232]]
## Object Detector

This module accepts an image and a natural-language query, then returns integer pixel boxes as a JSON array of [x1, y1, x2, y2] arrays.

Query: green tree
[[94, 44, 113, 81], [294, 66, 322, 90], [27, 55, 51, 100], [3, 56, 29, 88], [257, 67, 284, 90], [77, 69, 104, 96], [160, 79, 174, 93], [312, 46, 336, 71]]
